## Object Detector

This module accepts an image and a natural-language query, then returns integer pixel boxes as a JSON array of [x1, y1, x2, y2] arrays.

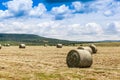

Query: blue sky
[[0, 0, 120, 41]]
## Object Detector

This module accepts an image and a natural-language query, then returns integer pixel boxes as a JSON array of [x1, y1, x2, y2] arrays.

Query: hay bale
[[77, 44, 97, 54], [80, 44, 83, 46], [56, 44, 63, 48], [89, 44, 97, 53], [4, 44, 10, 47], [6, 44, 10, 47], [0, 44, 2, 49], [77, 46, 93, 54], [66, 49, 93, 68], [44, 44, 48, 47], [19, 44, 26, 49]]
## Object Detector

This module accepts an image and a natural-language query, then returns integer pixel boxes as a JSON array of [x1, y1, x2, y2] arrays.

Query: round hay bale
[[66, 49, 93, 68], [19, 44, 26, 49], [89, 44, 97, 53], [80, 44, 83, 46], [5, 44, 10, 47], [77, 46, 84, 49], [44, 44, 48, 47], [6, 44, 10, 47], [77, 46, 93, 54], [0, 44, 2, 49], [56, 44, 63, 48]]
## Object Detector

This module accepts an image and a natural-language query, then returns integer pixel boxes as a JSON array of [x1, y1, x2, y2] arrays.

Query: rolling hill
[[1, 33, 119, 46], [0, 33, 80, 46]]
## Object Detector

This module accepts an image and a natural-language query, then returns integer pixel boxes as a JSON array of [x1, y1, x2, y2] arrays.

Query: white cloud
[[29, 3, 47, 17], [51, 5, 72, 20], [0, 0, 120, 41], [83, 23, 103, 35], [0, 10, 13, 18], [1, 18, 120, 41], [0, 21, 28, 33], [51, 5, 69, 14], [1, 0, 47, 18], [93, 0, 120, 16], [103, 10, 114, 17], [71, 1, 83, 12], [71, 0, 120, 17], [3, 0, 33, 16], [104, 21, 120, 35]]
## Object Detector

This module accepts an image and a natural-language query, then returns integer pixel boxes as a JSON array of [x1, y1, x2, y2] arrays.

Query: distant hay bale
[[80, 44, 83, 46], [4, 44, 10, 47], [6, 44, 10, 47], [77, 46, 84, 49], [66, 49, 93, 68], [0, 44, 2, 49], [44, 44, 48, 47], [19, 44, 26, 49], [77, 46, 93, 54], [56, 44, 63, 48], [89, 44, 97, 53]]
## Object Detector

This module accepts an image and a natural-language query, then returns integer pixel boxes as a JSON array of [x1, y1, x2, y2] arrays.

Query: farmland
[[0, 46, 120, 80]]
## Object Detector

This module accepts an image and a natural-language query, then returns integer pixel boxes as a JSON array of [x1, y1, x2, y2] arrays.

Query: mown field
[[0, 46, 120, 80]]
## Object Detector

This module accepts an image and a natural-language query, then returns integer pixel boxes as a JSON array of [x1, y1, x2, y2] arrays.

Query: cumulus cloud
[[0, 10, 13, 18], [102, 0, 120, 16], [1, 17, 120, 41], [3, 0, 33, 17], [29, 3, 47, 17], [0, 0, 120, 41], [1, 0, 120, 19], [103, 10, 115, 17], [71, 1, 83, 13], [51, 4, 72, 20], [67, 24, 83, 35], [66, 23, 103, 36], [0, 18, 104, 40], [1, 0, 47, 18], [71, 1, 95, 13], [104, 21, 120, 35], [83, 23, 103, 35], [0, 21, 29, 33], [71, 0, 120, 17]]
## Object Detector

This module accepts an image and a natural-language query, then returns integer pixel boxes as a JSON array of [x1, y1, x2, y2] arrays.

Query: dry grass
[[0, 46, 120, 80]]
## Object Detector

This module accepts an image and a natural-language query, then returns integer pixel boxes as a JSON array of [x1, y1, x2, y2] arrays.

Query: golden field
[[0, 46, 120, 80]]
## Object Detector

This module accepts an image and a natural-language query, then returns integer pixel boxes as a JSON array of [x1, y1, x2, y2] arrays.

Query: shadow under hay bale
[[66, 49, 93, 68], [0, 44, 2, 49], [56, 44, 63, 48], [19, 44, 26, 49]]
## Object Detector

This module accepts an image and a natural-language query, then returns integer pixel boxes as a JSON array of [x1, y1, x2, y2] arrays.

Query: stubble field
[[0, 46, 120, 80]]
